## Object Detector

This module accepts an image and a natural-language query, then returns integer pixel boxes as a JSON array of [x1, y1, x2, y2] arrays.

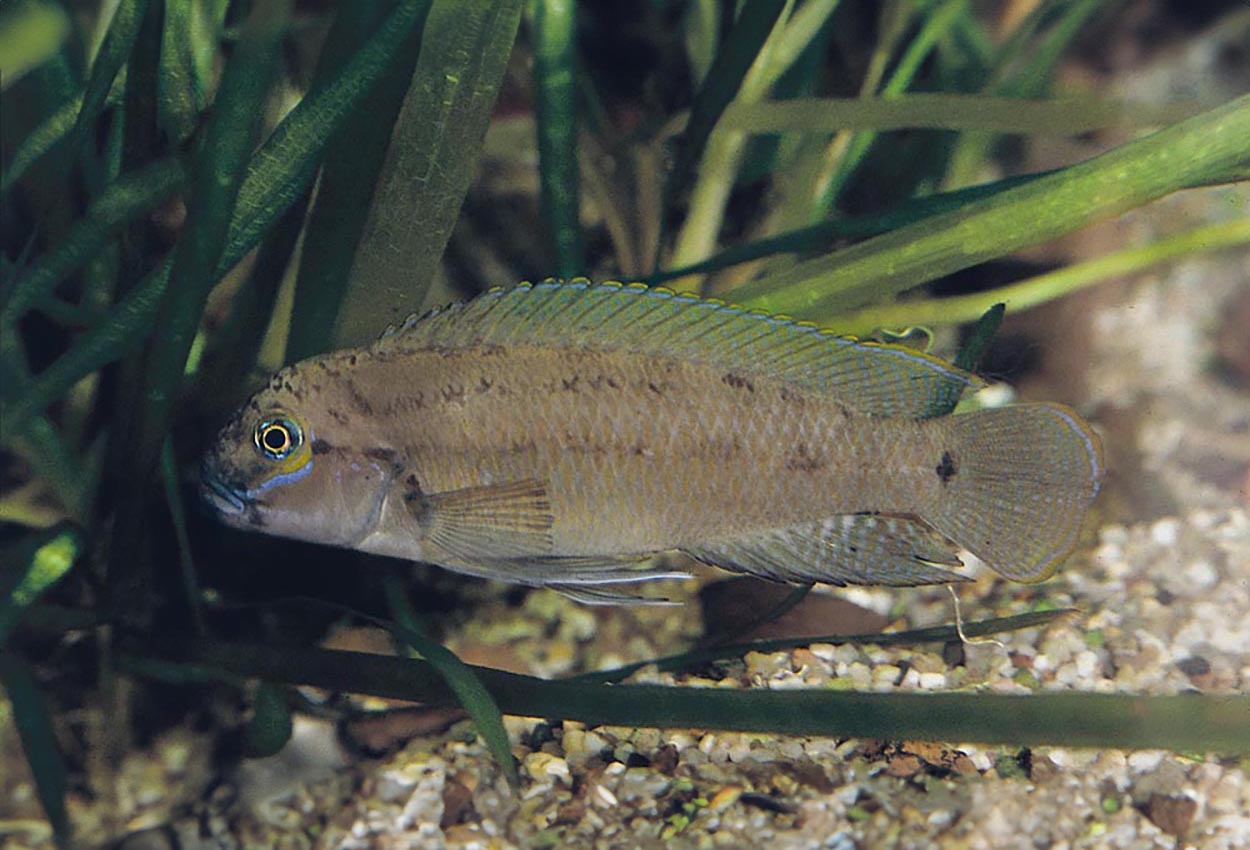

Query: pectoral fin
[[409, 479, 555, 561]]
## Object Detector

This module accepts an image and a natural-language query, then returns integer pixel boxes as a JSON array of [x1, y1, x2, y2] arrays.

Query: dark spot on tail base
[[936, 450, 958, 484]]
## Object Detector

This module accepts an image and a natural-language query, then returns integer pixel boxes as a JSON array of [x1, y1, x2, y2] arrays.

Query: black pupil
[[263, 426, 289, 452]]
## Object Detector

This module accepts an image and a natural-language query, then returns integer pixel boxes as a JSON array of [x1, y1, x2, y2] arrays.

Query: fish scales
[[334, 345, 939, 555], [202, 280, 1104, 602]]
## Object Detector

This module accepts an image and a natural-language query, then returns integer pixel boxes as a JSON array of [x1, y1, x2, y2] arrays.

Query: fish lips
[[199, 465, 249, 519]]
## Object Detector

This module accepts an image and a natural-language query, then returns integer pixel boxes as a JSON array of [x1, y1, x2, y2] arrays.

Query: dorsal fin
[[375, 279, 983, 418]]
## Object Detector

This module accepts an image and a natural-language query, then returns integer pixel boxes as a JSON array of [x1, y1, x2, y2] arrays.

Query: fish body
[[201, 281, 1104, 602]]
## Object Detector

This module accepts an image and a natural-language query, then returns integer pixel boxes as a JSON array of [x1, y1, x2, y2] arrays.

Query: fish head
[[200, 360, 399, 548]]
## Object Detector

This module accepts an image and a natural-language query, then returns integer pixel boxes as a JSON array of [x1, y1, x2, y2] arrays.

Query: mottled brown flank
[[311, 439, 333, 455], [722, 372, 755, 392], [344, 379, 375, 416], [363, 447, 403, 469], [785, 443, 829, 473]]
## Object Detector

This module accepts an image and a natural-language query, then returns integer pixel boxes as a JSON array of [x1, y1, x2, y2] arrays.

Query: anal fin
[[685, 514, 968, 588]]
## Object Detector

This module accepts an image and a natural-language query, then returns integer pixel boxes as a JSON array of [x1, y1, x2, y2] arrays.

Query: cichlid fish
[[201, 280, 1104, 603]]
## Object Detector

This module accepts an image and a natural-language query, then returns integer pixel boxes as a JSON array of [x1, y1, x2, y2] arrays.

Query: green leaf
[[0, 653, 72, 849], [650, 171, 1043, 283], [665, 0, 786, 216], [158, 638, 1250, 754], [1, 90, 91, 198], [75, 0, 148, 141], [830, 216, 1250, 335], [717, 95, 1205, 135], [335, 0, 524, 347], [0, 0, 71, 90], [530, 0, 583, 277], [2, 0, 433, 439], [285, 0, 432, 363], [731, 93, 1250, 318], [0, 156, 188, 324], [158, 0, 206, 143], [0, 527, 81, 650], [385, 574, 519, 788], [127, 0, 288, 482]]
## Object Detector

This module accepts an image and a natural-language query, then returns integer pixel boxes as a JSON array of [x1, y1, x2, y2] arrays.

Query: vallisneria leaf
[[732, 93, 1250, 318], [531, 0, 583, 278], [285, 0, 432, 363], [75, 0, 148, 142], [385, 575, 519, 789], [337, 0, 524, 347], [0, 653, 73, 849], [0, 157, 188, 323], [717, 95, 1204, 135], [154, 639, 1250, 755], [2, 0, 434, 440]]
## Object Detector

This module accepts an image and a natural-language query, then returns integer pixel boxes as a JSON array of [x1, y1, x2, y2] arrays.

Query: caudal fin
[[924, 403, 1104, 582]]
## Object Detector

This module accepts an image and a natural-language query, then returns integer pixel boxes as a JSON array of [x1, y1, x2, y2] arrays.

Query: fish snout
[[199, 457, 248, 518]]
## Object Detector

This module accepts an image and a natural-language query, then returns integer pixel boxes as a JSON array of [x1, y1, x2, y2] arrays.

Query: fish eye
[[254, 417, 302, 461]]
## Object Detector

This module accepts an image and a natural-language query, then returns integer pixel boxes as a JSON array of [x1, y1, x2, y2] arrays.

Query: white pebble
[[1151, 518, 1181, 546]]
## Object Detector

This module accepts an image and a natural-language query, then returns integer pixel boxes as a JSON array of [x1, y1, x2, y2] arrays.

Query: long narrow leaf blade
[[665, 0, 787, 210], [336, 0, 525, 347], [285, 0, 432, 363], [385, 575, 519, 788], [0, 653, 72, 849], [531, 0, 583, 277], [2, 0, 433, 439], [159, 640, 1250, 754], [731, 93, 1250, 317]]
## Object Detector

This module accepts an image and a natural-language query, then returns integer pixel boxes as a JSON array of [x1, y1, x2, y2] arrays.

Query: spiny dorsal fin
[[377, 279, 984, 418]]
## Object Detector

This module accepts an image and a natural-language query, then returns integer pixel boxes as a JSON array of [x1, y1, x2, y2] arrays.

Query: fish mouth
[[200, 470, 248, 516]]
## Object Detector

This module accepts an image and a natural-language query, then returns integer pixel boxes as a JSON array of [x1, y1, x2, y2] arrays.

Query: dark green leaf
[[664, 0, 786, 222], [531, 0, 583, 277], [385, 575, 519, 788], [2, 0, 433, 439], [336, 0, 524, 347], [75, 0, 148, 141], [156, 639, 1250, 754], [0, 156, 188, 323], [285, 0, 432, 362], [0, 653, 72, 849]]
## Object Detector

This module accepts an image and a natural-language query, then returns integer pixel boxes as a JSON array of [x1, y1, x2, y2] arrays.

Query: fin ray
[[685, 514, 968, 587], [378, 280, 983, 418], [416, 479, 554, 561], [924, 403, 1103, 582]]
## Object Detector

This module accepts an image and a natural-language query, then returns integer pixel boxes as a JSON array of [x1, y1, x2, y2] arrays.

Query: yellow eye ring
[[254, 417, 302, 461]]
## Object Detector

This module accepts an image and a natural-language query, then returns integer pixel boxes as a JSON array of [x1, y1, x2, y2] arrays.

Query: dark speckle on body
[[936, 450, 958, 484]]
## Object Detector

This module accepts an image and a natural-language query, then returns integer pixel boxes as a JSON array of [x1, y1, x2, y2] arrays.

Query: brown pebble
[[440, 777, 475, 828], [885, 754, 923, 778], [554, 800, 586, 825], [1027, 752, 1059, 783], [652, 743, 680, 774], [341, 706, 465, 756], [1142, 792, 1198, 837]]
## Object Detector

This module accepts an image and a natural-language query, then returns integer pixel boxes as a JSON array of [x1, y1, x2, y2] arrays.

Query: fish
[[200, 280, 1104, 604]]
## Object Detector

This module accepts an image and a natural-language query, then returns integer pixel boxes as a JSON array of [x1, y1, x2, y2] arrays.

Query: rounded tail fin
[[925, 403, 1104, 582]]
